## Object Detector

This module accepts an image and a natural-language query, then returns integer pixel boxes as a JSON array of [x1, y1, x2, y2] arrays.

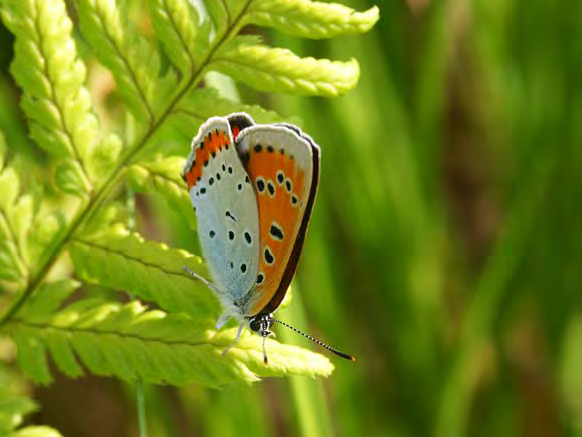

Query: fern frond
[[126, 155, 197, 228], [0, 0, 376, 393], [0, 135, 33, 282], [0, 392, 61, 436], [22, 279, 79, 319], [0, 134, 69, 281], [0, 194, 28, 282], [145, 0, 210, 75], [170, 87, 284, 140], [77, 0, 175, 123], [9, 300, 334, 386], [0, 396, 36, 435], [86, 133, 123, 184], [69, 225, 218, 318], [1, 0, 98, 195], [246, 1, 380, 39], [10, 426, 63, 437], [213, 37, 359, 96], [214, 328, 335, 379], [203, 0, 229, 33]]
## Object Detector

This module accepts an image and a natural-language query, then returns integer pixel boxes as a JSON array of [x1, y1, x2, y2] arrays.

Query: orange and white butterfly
[[182, 113, 353, 363]]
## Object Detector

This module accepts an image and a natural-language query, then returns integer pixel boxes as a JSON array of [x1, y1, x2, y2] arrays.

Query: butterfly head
[[248, 313, 273, 365]]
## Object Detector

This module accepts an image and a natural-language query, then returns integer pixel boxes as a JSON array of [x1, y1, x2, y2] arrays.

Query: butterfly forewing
[[235, 125, 320, 317], [182, 117, 260, 301]]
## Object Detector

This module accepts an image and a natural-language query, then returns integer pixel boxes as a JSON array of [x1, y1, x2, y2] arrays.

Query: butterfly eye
[[249, 317, 261, 332]]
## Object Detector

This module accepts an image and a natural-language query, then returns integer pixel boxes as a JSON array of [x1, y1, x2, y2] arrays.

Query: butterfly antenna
[[271, 318, 355, 362], [182, 266, 221, 294]]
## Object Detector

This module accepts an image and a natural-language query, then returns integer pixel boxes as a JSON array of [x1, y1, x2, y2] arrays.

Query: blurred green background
[[1, 0, 581, 435]]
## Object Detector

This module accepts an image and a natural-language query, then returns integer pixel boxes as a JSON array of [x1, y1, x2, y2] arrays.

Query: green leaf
[[170, 87, 284, 140], [0, 142, 30, 282], [0, 396, 37, 434], [145, 0, 210, 75], [20, 279, 80, 320], [54, 159, 92, 196], [8, 425, 63, 437], [2, 0, 98, 191], [11, 326, 52, 385], [203, 0, 228, 33], [245, 1, 380, 39], [126, 155, 198, 229], [8, 300, 334, 387], [213, 38, 360, 96], [87, 133, 123, 186], [77, 0, 176, 123], [27, 212, 67, 270], [69, 225, 219, 319], [202, 0, 250, 35]]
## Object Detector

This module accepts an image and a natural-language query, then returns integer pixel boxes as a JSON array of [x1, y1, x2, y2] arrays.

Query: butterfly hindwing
[[182, 117, 260, 302], [234, 124, 320, 317]]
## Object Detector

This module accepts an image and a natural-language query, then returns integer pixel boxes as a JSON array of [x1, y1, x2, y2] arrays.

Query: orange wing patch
[[244, 145, 306, 316], [184, 130, 231, 189]]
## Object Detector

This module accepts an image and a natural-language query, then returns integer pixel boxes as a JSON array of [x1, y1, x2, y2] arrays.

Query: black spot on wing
[[269, 223, 284, 241], [244, 231, 252, 245], [264, 247, 274, 265]]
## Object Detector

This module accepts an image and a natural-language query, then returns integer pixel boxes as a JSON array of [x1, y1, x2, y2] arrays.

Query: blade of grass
[[436, 146, 560, 437]]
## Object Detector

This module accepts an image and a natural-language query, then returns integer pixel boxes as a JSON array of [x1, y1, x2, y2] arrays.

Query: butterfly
[[181, 113, 353, 364]]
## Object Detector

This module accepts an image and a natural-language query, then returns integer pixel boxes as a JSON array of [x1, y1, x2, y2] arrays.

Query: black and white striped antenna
[[271, 317, 355, 362]]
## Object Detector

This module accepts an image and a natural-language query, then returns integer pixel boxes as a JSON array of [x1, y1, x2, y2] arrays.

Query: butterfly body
[[182, 114, 320, 333]]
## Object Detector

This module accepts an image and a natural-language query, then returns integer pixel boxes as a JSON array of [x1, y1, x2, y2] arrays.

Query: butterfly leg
[[215, 312, 231, 330], [221, 324, 244, 357]]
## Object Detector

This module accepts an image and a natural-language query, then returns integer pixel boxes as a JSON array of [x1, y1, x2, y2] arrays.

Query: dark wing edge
[[261, 127, 321, 315]]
